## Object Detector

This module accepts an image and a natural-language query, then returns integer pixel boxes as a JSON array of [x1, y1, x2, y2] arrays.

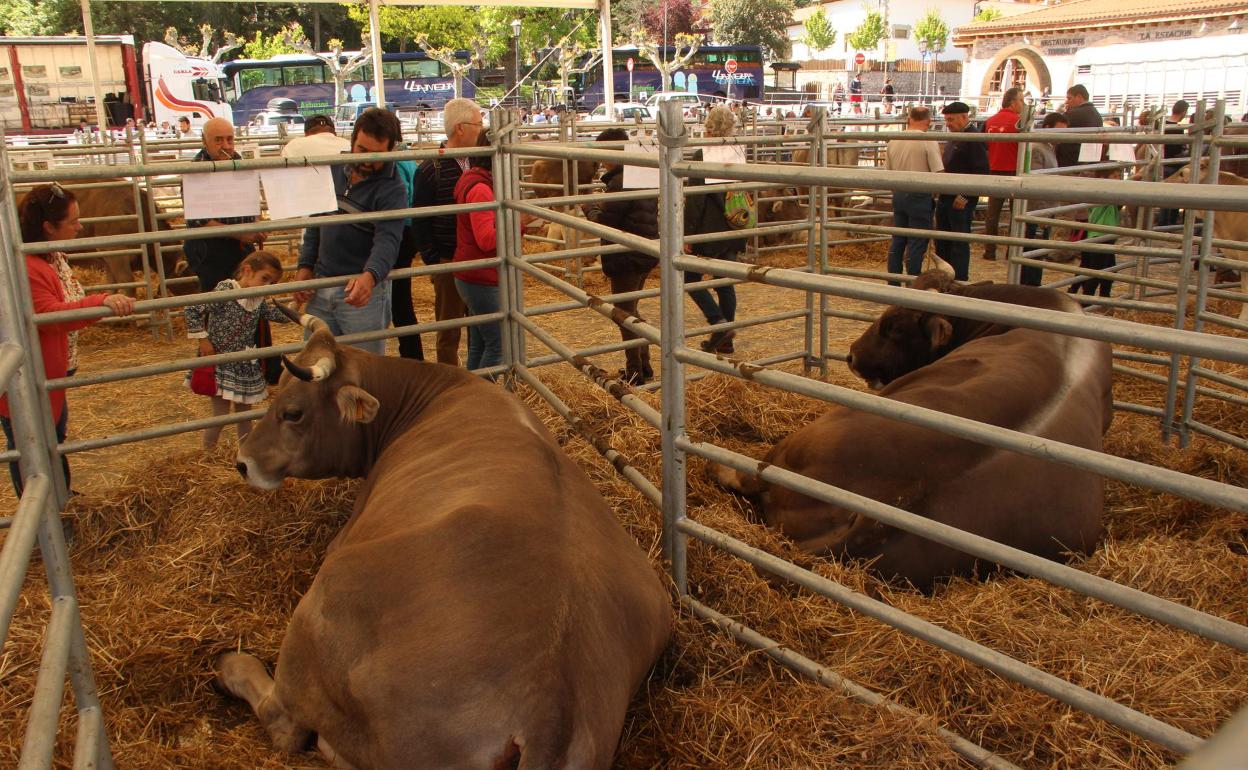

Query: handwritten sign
[[182, 170, 261, 220]]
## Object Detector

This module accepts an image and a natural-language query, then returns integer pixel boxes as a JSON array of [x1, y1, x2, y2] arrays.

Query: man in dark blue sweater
[[294, 108, 408, 355]]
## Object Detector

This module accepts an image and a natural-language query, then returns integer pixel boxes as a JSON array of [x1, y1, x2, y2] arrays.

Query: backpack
[[723, 190, 756, 230]]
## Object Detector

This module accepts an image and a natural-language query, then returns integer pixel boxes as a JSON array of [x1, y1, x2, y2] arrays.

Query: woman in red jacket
[[452, 129, 505, 372], [1, 183, 135, 495]]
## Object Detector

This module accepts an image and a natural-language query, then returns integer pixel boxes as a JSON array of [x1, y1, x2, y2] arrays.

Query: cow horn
[[280, 353, 336, 382], [929, 253, 956, 281], [275, 302, 331, 336]]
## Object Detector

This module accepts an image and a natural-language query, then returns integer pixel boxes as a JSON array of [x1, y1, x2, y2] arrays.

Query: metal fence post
[[1162, 102, 1207, 443], [503, 114, 528, 371], [658, 100, 689, 595], [124, 129, 159, 340], [803, 107, 826, 376], [1005, 103, 1035, 285], [1177, 100, 1225, 447], [492, 107, 518, 386], [136, 129, 174, 340]]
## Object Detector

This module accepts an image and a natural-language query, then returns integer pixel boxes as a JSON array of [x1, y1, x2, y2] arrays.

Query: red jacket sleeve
[[27, 257, 108, 333], [464, 183, 497, 253]]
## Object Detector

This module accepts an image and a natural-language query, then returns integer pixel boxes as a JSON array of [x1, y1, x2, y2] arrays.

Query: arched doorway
[[980, 45, 1052, 97]]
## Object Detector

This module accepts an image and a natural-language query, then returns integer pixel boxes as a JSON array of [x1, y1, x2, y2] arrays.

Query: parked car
[[583, 102, 652, 122], [333, 100, 399, 132]]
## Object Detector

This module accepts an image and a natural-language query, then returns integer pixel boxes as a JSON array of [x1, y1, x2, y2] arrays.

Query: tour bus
[[143, 41, 230, 129], [575, 45, 765, 108], [220, 52, 474, 125], [1073, 36, 1248, 117]]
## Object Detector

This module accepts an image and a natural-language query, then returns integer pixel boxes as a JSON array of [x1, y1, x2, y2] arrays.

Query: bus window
[[222, 77, 237, 102], [403, 59, 443, 79], [192, 78, 222, 103], [355, 64, 373, 82], [383, 61, 404, 80], [240, 67, 282, 93], [282, 65, 325, 86]]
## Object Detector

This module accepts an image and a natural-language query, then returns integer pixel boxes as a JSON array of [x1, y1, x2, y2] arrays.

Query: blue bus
[[577, 45, 765, 107], [220, 52, 475, 125]]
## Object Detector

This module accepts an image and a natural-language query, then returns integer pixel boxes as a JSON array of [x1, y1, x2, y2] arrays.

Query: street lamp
[[511, 18, 522, 106]]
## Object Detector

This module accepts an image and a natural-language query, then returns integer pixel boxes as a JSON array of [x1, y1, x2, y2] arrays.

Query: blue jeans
[[2, 404, 70, 497], [935, 194, 976, 281], [888, 192, 934, 283], [305, 281, 391, 356], [455, 278, 502, 372], [685, 251, 738, 325]]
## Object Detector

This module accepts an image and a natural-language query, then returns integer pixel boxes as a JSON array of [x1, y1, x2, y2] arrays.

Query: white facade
[[785, 0, 980, 64]]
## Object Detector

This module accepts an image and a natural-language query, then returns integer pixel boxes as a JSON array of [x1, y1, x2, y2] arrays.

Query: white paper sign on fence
[[1078, 142, 1105, 163], [622, 142, 661, 189], [182, 170, 262, 220], [260, 166, 338, 221], [1107, 142, 1137, 163], [702, 144, 747, 183]]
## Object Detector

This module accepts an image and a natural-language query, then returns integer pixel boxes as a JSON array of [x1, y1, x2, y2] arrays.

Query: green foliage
[[913, 8, 948, 53], [846, 8, 887, 52], [802, 9, 837, 56], [344, 5, 476, 52], [707, 0, 796, 60], [0, 0, 64, 35], [242, 23, 307, 60], [973, 7, 1004, 23]]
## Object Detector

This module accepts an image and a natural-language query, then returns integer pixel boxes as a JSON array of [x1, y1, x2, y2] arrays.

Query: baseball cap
[[941, 102, 971, 115]]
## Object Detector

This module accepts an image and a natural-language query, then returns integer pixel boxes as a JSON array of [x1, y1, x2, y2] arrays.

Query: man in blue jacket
[[294, 108, 408, 355]]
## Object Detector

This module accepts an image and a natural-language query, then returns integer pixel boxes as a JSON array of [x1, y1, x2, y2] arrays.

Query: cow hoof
[[213, 651, 265, 700]]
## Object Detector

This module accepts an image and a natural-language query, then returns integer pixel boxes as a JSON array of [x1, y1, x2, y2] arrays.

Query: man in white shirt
[[884, 106, 944, 282], [281, 114, 351, 158]]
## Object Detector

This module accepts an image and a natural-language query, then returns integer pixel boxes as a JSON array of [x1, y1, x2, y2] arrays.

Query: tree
[[638, 0, 711, 42], [802, 9, 837, 58], [344, 5, 476, 53], [0, 0, 64, 36], [164, 24, 241, 63], [913, 9, 948, 54], [707, 0, 796, 59], [846, 8, 888, 53], [242, 22, 308, 60], [414, 34, 489, 98], [631, 29, 701, 92], [973, 8, 1004, 23]]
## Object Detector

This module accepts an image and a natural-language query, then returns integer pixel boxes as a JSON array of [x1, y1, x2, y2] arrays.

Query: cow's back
[[764, 323, 1111, 588], [278, 381, 670, 769]]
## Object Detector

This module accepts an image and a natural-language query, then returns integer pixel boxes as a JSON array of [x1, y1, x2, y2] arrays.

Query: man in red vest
[[983, 87, 1025, 261]]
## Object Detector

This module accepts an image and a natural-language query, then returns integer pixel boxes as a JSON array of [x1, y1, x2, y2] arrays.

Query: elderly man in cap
[[935, 101, 989, 281], [281, 113, 350, 158]]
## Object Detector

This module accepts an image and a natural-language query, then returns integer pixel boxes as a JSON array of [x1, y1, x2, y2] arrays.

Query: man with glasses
[[183, 117, 265, 293], [412, 98, 483, 366], [294, 108, 409, 355]]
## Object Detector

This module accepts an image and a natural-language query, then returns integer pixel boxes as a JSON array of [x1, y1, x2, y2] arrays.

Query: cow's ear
[[925, 315, 953, 351], [336, 385, 380, 424]]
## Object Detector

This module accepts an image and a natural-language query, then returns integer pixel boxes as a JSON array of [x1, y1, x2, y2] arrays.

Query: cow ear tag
[[336, 385, 380, 424]]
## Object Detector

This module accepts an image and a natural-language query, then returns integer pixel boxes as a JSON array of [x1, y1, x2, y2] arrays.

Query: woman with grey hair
[[683, 106, 747, 353]]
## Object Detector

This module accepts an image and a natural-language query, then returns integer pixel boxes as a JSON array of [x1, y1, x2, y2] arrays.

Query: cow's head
[[1163, 158, 1211, 185], [235, 314, 379, 489], [846, 256, 957, 390]]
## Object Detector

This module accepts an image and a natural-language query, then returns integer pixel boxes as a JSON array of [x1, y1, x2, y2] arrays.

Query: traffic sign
[[854, 52, 866, 66], [626, 57, 634, 72], [725, 58, 738, 74]]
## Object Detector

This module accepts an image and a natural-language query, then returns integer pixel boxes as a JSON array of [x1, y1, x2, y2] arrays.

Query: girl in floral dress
[[185, 251, 292, 448]]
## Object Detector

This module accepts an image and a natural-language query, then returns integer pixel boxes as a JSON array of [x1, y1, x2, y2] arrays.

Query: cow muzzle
[[234, 453, 283, 491]]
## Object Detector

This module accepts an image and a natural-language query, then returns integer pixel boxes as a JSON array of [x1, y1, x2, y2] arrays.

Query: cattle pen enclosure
[[1, 103, 1247, 769]]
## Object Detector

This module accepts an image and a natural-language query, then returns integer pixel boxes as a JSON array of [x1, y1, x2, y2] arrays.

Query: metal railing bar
[[676, 515, 1201, 755], [72, 705, 103, 770], [18, 594, 76, 770], [0, 342, 25, 395], [0, 474, 51, 645]]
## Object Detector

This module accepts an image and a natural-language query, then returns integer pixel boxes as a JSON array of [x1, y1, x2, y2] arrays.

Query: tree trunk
[[313, 8, 322, 51], [505, 35, 517, 97]]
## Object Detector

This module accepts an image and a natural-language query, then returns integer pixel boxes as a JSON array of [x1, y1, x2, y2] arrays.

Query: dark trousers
[[1021, 223, 1046, 286], [430, 270, 467, 366], [685, 251, 738, 325], [389, 226, 425, 360], [1070, 249, 1115, 297], [934, 194, 975, 281], [1156, 207, 1180, 230], [888, 192, 934, 283], [2, 405, 70, 497], [185, 239, 247, 293], [982, 170, 1014, 259], [608, 269, 655, 380]]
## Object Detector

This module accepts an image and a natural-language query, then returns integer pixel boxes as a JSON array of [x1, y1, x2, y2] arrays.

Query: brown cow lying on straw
[[221, 312, 671, 769], [713, 257, 1113, 590]]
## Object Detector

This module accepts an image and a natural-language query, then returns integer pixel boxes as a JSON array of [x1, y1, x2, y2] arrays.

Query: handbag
[[189, 362, 216, 396]]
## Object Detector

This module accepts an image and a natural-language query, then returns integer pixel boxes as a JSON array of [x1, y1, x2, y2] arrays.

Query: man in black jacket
[[935, 102, 989, 280], [412, 97, 481, 365], [1056, 84, 1103, 167], [582, 129, 659, 385]]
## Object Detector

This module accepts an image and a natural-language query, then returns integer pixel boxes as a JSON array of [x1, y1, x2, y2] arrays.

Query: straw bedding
[[0, 240, 1245, 768]]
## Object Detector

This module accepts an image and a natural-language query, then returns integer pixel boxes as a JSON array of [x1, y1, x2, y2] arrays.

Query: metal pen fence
[[1, 99, 1247, 767]]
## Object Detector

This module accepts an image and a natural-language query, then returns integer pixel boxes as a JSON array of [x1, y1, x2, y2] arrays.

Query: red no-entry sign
[[725, 58, 738, 74], [626, 57, 634, 72], [854, 52, 866, 66]]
